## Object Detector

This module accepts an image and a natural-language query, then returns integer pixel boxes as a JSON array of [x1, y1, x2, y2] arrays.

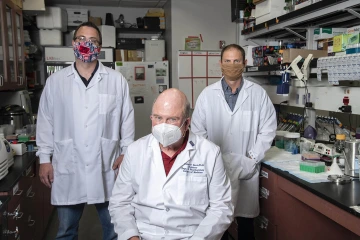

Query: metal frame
[[245, 0, 360, 40]]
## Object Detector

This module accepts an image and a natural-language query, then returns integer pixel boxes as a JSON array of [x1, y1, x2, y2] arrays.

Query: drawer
[[8, 165, 35, 211], [6, 202, 23, 240], [260, 166, 277, 192], [259, 186, 277, 224], [254, 215, 276, 240]]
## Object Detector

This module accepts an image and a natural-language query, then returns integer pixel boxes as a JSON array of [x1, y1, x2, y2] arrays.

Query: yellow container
[[333, 34, 349, 52]]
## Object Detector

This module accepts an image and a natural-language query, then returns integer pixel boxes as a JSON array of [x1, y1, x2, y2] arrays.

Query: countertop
[[263, 148, 360, 218], [0, 152, 37, 193]]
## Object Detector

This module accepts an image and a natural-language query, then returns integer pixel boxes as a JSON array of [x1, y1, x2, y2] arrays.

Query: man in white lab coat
[[191, 44, 277, 240], [36, 22, 135, 240], [109, 88, 233, 240]]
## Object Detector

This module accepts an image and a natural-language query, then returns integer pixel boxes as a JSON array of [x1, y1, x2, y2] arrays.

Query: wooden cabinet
[[0, 159, 53, 239], [0, 0, 26, 91], [254, 165, 360, 240]]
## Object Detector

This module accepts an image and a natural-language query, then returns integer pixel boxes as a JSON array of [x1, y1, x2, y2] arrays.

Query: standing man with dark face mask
[[191, 44, 277, 240], [36, 22, 135, 239]]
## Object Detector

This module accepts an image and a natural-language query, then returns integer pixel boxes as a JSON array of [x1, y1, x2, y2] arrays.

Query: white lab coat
[[191, 78, 277, 217], [36, 62, 135, 205], [109, 131, 233, 240]]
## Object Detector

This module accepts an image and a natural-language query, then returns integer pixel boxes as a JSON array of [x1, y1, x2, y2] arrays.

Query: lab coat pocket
[[222, 153, 242, 205], [98, 94, 118, 115], [53, 139, 75, 175], [177, 176, 208, 206], [240, 110, 253, 132], [100, 137, 119, 172]]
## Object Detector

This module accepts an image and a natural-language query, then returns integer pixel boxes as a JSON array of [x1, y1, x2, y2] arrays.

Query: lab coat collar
[[212, 76, 253, 90], [212, 77, 252, 115], [68, 61, 109, 89], [149, 131, 197, 186], [67, 61, 109, 77]]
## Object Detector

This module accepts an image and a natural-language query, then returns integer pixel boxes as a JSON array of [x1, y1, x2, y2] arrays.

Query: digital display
[[317, 146, 323, 150]]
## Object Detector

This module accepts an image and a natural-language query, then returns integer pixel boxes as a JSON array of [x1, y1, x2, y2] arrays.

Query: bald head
[[152, 88, 190, 119]]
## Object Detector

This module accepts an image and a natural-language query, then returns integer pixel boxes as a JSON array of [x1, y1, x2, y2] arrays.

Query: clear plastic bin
[[284, 132, 300, 153], [275, 131, 287, 149]]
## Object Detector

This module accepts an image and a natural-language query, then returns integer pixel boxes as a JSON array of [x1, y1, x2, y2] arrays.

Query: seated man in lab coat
[[36, 22, 134, 240], [109, 88, 233, 240]]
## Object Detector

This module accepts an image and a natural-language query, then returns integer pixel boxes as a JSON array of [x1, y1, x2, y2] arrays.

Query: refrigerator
[[44, 46, 115, 79], [115, 61, 169, 140]]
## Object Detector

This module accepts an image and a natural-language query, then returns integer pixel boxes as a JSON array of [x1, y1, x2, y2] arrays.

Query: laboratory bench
[[229, 157, 360, 240], [0, 152, 53, 240]]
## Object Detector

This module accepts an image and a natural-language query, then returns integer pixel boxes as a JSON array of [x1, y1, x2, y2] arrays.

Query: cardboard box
[[282, 49, 328, 63], [145, 8, 165, 17], [89, 16, 102, 26], [115, 49, 127, 61], [333, 34, 349, 52], [314, 28, 346, 40], [346, 25, 360, 34], [127, 50, 143, 61]]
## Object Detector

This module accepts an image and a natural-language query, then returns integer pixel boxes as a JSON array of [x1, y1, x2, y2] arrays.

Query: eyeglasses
[[74, 36, 100, 46]]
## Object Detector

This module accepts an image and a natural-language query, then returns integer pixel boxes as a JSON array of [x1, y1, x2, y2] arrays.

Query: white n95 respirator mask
[[152, 121, 186, 147]]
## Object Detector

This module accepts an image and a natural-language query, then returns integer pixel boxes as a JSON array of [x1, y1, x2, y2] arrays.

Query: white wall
[[169, 0, 236, 89]]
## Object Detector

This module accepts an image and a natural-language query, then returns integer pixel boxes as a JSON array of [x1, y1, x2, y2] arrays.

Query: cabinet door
[[5, 3, 17, 88], [14, 9, 25, 89], [0, 2, 5, 91]]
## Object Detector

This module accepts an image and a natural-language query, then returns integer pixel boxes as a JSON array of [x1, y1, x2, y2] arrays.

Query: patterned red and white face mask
[[73, 41, 100, 63]]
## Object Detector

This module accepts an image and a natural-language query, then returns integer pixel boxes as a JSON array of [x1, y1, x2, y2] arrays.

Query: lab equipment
[[343, 140, 360, 177], [313, 143, 333, 156], [327, 157, 343, 176], [300, 160, 325, 173], [275, 131, 287, 149], [334, 134, 346, 154], [327, 175, 351, 184], [0, 136, 9, 180], [284, 132, 300, 153], [300, 137, 315, 154]]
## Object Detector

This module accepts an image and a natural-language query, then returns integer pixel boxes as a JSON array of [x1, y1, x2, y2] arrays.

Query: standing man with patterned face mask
[[36, 22, 135, 239], [109, 88, 233, 240], [191, 44, 277, 240]]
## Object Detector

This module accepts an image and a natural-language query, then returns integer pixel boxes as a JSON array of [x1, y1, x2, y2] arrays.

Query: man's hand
[[112, 155, 124, 176], [39, 163, 54, 188], [128, 237, 140, 240]]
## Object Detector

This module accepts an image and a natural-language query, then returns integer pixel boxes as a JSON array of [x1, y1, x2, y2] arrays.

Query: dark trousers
[[221, 217, 255, 240]]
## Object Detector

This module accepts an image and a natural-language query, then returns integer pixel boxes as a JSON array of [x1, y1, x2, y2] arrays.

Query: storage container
[[67, 8, 88, 26], [98, 25, 115, 48], [36, 7, 67, 32], [275, 131, 287, 149], [284, 132, 300, 153], [39, 29, 63, 46]]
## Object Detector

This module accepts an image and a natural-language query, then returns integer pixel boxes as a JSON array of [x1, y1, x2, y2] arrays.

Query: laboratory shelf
[[241, 0, 360, 39]]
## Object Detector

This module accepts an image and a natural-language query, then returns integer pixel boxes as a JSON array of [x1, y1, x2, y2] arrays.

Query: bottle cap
[[336, 134, 346, 140]]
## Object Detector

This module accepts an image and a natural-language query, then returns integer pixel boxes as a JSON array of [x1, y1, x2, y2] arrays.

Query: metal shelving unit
[[241, 0, 360, 40]]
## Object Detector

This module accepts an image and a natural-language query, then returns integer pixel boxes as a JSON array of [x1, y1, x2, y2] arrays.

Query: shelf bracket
[[346, 9, 360, 19], [284, 28, 307, 40]]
